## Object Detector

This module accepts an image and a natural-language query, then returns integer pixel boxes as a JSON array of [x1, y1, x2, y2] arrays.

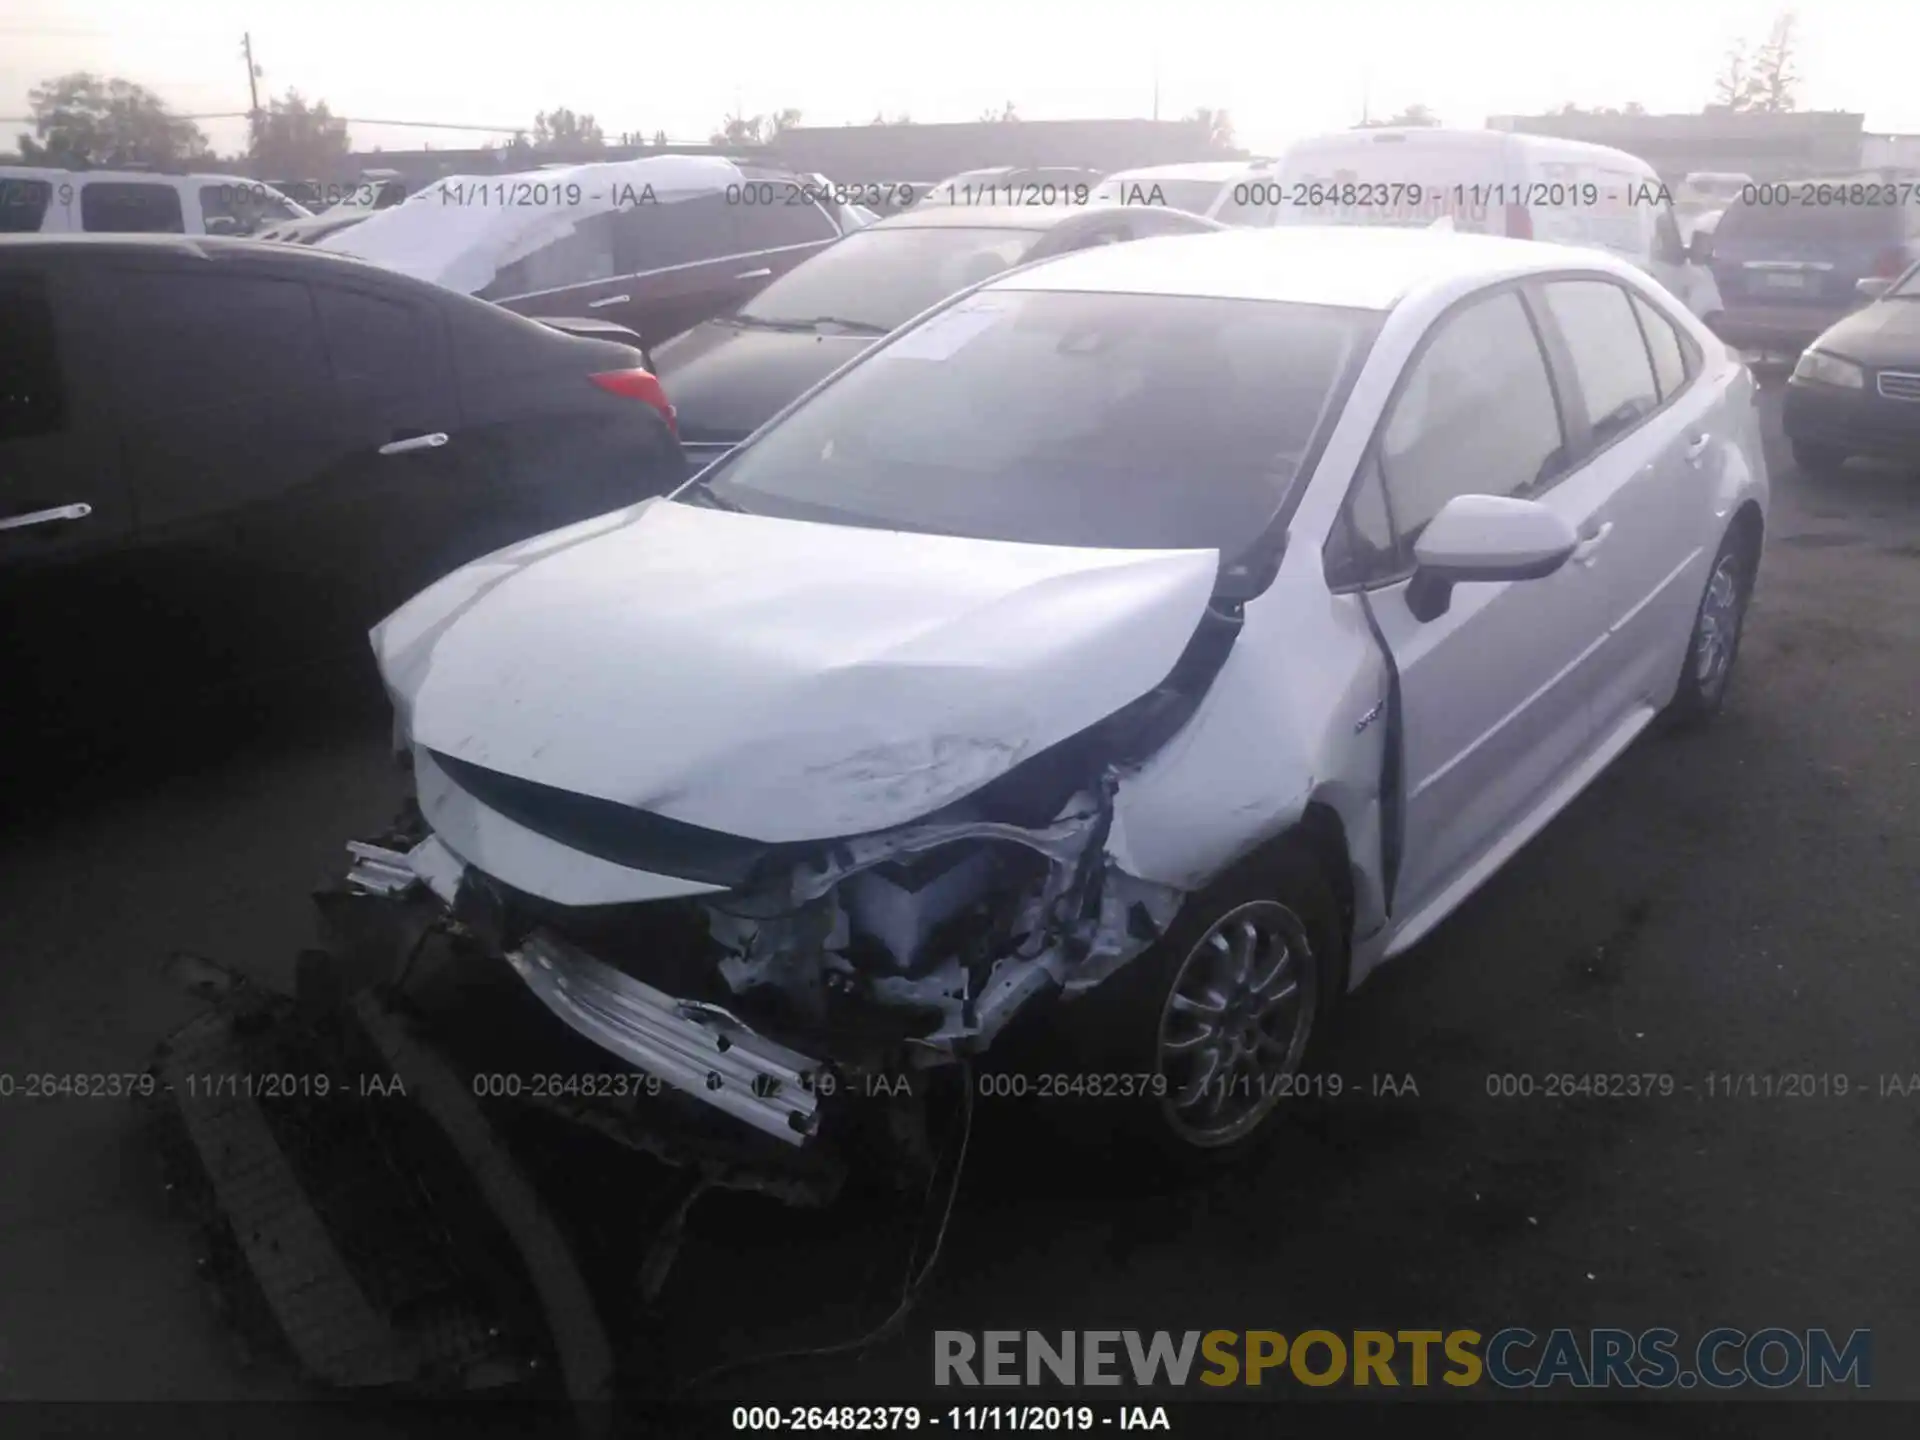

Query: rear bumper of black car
[[1783, 378, 1920, 461]]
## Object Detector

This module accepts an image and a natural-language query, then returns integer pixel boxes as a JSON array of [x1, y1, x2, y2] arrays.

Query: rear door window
[[1629, 292, 1691, 401], [614, 194, 737, 271], [1539, 279, 1660, 446], [0, 178, 54, 233], [734, 196, 838, 251], [80, 181, 184, 233], [482, 214, 618, 297], [314, 283, 443, 392]]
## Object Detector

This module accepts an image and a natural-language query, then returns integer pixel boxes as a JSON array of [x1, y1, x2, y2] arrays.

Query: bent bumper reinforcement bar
[[508, 930, 824, 1146]]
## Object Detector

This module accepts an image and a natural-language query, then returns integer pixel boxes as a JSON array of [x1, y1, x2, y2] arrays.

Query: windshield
[[1717, 198, 1899, 245], [695, 288, 1377, 553], [1208, 176, 1274, 227], [736, 226, 1038, 332], [1093, 178, 1226, 215]]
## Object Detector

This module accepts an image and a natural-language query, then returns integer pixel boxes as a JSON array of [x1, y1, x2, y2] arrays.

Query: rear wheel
[[1790, 440, 1847, 476]]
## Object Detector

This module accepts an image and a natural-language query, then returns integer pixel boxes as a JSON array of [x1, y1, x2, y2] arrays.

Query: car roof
[[987, 224, 1622, 311], [871, 203, 1107, 232], [1263, 127, 1657, 175], [1101, 161, 1251, 183], [0, 166, 275, 186], [0, 231, 417, 278]]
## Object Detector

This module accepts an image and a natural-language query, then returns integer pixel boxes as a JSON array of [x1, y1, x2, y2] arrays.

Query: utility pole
[[241, 32, 261, 124], [1152, 57, 1160, 122]]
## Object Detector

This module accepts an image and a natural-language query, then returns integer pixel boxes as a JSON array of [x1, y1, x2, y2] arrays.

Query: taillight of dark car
[[1505, 202, 1533, 240], [1872, 247, 1909, 279], [590, 368, 678, 438]]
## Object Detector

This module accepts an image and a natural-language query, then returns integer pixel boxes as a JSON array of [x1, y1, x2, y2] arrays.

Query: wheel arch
[[1208, 800, 1357, 1006], [1728, 498, 1765, 583]]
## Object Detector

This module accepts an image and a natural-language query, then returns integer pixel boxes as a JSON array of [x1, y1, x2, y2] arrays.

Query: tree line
[[1350, 9, 1803, 129], [11, 12, 1805, 178]]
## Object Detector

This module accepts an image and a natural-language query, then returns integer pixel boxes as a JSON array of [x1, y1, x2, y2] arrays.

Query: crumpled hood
[[373, 498, 1219, 844]]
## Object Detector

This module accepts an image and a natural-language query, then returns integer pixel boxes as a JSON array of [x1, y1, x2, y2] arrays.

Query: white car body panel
[[1108, 556, 1392, 925], [315, 155, 743, 294], [352, 226, 1770, 1095], [375, 497, 1220, 844], [0, 166, 311, 235]]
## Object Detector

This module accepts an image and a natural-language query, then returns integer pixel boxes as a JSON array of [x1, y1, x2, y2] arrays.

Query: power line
[[0, 113, 527, 131]]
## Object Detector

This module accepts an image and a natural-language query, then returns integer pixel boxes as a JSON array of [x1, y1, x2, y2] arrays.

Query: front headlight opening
[[1792, 349, 1865, 389]]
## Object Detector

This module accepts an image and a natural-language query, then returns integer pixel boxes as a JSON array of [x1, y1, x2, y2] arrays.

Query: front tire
[[1667, 524, 1756, 727], [1790, 440, 1847, 476], [1068, 844, 1344, 1165]]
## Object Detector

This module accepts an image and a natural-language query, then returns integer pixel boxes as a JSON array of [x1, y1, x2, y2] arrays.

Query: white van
[[0, 167, 312, 237], [1213, 128, 1722, 318]]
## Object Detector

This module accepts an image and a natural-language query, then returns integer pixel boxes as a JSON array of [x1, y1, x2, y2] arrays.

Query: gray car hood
[[372, 498, 1219, 845]]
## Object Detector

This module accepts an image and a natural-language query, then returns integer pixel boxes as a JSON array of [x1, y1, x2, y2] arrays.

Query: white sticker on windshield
[[882, 303, 1006, 362]]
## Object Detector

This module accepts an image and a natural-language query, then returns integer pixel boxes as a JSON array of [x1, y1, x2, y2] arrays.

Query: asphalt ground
[[1, 379, 1914, 1421]]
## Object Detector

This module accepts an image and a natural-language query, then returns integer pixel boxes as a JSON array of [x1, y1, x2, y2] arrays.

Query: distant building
[[768, 118, 1238, 183], [1487, 110, 1867, 182], [1860, 133, 1920, 170]]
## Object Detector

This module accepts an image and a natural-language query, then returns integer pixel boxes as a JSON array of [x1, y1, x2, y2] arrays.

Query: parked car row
[[11, 133, 1908, 793]]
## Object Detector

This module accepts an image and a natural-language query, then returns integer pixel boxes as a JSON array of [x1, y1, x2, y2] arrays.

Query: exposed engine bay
[[349, 748, 1192, 1150]]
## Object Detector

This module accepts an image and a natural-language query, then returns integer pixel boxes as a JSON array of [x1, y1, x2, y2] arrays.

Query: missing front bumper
[[508, 930, 824, 1146], [344, 837, 826, 1147]]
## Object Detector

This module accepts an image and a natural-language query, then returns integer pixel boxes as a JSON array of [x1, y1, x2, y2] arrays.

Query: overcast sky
[[4, 0, 1916, 161]]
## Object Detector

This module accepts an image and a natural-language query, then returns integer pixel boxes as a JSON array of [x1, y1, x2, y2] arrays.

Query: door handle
[[0, 501, 92, 533], [1684, 432, 1712, 466], [377, 432, 449, 456], [1570, 521, 1614, 565], [734, 268, 773, 281], [587, 294, 631, 309]]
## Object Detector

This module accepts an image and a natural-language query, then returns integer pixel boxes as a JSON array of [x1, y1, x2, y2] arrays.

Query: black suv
[[1, 234, 684, 758]]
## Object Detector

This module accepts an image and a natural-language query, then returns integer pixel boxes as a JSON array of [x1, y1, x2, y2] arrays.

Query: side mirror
[[1405, 494, 1579, 622], [1687, 230, 1715, 264], [1855, 276, 1892, 302]]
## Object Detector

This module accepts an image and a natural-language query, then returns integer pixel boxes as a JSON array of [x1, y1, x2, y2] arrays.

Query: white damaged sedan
[[351, 226, 1769, 1159]]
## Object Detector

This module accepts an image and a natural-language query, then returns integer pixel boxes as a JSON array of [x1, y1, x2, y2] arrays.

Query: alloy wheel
[[1155, 900, 1317, 1148], [1694, 549, 1747, 700]]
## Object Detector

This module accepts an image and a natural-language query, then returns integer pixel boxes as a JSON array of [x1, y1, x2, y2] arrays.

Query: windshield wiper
[[674, 474, 747, 512], [728, 314, 890, 336]]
